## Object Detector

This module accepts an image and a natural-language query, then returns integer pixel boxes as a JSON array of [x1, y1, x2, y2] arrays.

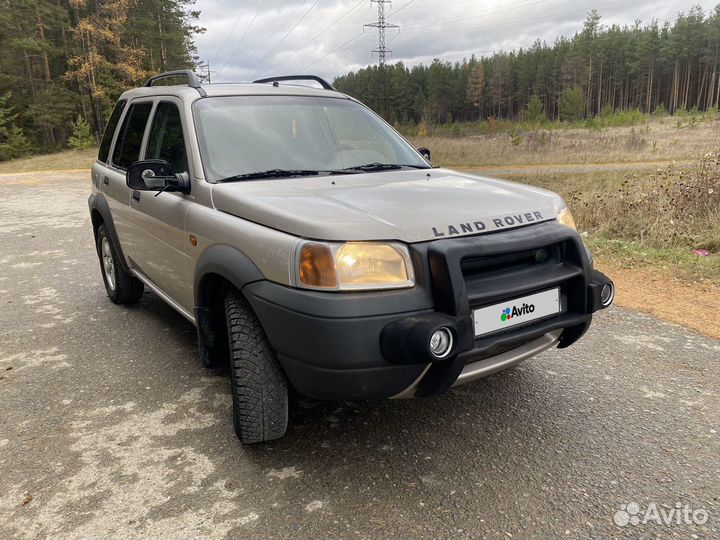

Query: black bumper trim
[[239, 223, 613, 401]]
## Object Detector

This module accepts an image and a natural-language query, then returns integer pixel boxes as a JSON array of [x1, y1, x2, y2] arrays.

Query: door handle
[[102, 176, 109, 186], [132, 190, 141, 203]]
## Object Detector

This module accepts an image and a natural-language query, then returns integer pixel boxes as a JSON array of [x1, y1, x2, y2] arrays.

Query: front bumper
[[244, 221, 613, 400]]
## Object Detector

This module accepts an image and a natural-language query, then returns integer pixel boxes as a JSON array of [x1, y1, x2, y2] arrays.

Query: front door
[[105, 99, 154, 257], [129, 98, 195, 312]]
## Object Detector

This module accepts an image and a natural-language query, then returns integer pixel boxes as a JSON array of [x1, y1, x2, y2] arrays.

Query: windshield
[[193, 95, 429, 182]]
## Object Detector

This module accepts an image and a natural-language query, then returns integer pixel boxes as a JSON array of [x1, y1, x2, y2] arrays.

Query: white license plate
[[473, 288, 561, 336]]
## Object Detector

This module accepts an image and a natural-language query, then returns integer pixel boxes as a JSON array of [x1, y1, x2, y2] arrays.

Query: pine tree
[[466, 62, 485, 120], [526, 95, 545, 122], [0, 93, 32, 161], [68, 115, 96, 150], [558, 87, 586, 121]]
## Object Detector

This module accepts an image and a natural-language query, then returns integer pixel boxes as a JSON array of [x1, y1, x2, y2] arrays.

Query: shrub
[[570, 152, 720, 248], [653, 103, 668, 116], [558, 87, 585, 122], [0, 91, 32, 161], [0, 125, 31, 160], [526, 95, 545, 123], [68, 114, 96, 150]]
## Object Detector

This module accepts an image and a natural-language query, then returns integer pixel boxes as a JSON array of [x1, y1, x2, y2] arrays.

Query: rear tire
[[96, 224, 144, 304], [224, 290, 288, 443]]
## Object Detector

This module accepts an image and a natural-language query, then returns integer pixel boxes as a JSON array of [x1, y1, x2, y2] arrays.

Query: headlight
[[557, 206, 577, 230], [295, 241, 415, 291]]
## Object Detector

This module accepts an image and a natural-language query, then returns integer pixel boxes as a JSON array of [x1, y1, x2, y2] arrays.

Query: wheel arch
[[193, 244, 266, 368], [87, 193, 130, 273]]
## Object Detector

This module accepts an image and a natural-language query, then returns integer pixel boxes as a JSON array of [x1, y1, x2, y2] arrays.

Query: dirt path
[[595, 259, 720, 339], [459, 159, 694, 177]]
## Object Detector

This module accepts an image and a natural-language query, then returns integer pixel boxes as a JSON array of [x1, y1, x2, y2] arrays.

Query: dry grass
[[411, 117, 720, 167], [505, 154, 720, 251], [0, 148, 96, 174], [502, 160, 720, 286]]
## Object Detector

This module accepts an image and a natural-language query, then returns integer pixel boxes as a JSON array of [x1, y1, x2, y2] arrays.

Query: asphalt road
[[1, 171, 718, 539]]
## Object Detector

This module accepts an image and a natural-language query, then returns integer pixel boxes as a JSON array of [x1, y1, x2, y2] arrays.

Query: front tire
[[224, 290, 289, 443], [96, 224, 144, 304]]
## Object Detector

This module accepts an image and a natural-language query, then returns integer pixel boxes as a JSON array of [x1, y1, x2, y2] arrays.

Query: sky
[[193, 0, 719, 83]]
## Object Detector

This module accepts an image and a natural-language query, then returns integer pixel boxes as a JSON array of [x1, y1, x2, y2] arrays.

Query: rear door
[[92, 98, 126, 196], [129, 98, 194, 310], [106, 99, 154, 260]]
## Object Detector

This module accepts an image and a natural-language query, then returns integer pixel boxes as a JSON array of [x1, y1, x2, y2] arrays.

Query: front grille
[[461, 243, 562, 278], [426, 221, 591, 318], [460, 240, 582, 310]]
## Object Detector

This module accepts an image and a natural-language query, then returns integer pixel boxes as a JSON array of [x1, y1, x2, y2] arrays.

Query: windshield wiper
[[218, 169, 322, 182], [342, 162, 430, 172], [217, 168, 365, 182]]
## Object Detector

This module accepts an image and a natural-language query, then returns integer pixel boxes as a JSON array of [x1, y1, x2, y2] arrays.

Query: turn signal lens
[[335, 243, 411, 288], [299, 243, 337, 288], [557, 207, 577, 230], [296, 242, 415, 290]]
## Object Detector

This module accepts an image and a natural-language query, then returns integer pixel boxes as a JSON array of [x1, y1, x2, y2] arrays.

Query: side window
[[98, 99, 126, 164], [146, 102, 188, 173], [111, 102, 153, 170]]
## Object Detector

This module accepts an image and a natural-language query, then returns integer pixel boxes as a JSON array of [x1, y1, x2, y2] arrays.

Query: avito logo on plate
[[500, 303, 536, 322]]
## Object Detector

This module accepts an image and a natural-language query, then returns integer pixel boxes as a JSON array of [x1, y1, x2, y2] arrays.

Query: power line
[[386, 0, 419, 18], [212, 0, 249, 60], [252, 0, 321, 70], [244, 1, 308, 67], [391, 0, 535, 14], [400, 0, 548, 30], [299, 31, 371, 72], [197, 60, 217, 84], [396, 0, 626, 35], [218, 0, 267, 77], [263, 0, 366, 74]]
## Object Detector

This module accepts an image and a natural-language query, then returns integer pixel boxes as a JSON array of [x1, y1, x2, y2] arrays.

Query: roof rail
[[144, 70, 207, 97], [253, 75, 336, 91]]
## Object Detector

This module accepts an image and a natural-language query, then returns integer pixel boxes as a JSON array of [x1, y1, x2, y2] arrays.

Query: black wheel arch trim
[[193, 244, 266, 368], [88, 193, 130, 273], [193, 244, 265, 307]]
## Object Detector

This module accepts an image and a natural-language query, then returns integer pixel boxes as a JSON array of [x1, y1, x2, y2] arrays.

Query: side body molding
[[88, 193, 130, 272]]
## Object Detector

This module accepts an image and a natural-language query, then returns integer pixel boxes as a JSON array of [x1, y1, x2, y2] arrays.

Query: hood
[[210, 168, 564, 243]]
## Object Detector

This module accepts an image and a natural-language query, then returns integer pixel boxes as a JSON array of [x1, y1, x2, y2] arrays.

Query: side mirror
[[126, 159, 190, 195], [418, 147, 431, 161]]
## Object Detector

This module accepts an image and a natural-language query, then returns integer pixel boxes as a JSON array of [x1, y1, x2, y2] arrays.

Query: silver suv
[[89, 70, 614, 443]]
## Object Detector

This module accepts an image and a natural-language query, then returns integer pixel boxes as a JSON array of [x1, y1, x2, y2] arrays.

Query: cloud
[[193, 0, 719, 82]]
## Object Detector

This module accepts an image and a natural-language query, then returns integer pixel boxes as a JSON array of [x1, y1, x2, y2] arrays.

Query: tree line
[[333, 6, 720, 125], [0, 0, 202, 160]]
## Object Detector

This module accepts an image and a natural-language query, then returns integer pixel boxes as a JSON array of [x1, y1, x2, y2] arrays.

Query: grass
[[0, 148, 97, 174], [503, 162, 720, 285], [409, 116, 719, 167], [407, 116, 720, 288], [586, 237, 720, 285]]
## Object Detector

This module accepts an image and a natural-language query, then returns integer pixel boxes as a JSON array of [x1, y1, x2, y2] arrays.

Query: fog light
[[429, 327, 454, 359], [600, 281, 615, 307]]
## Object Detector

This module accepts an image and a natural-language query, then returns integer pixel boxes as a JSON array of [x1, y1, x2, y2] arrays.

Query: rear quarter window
[[111, 102, 153, 170], [97, 99, 127, 164]]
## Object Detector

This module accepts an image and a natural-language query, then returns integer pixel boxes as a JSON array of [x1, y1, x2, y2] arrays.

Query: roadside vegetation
[[507, 160, 720, 286], [410, 111, 719, 167], [0, 148, 96, 175]]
